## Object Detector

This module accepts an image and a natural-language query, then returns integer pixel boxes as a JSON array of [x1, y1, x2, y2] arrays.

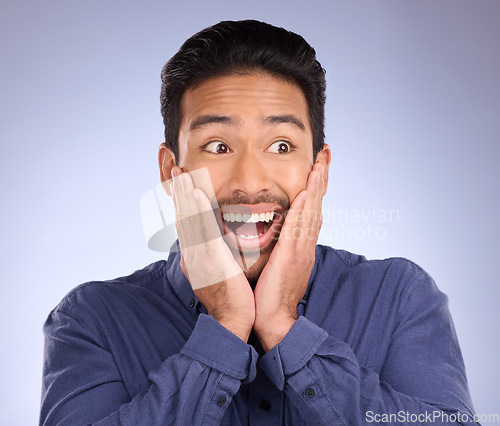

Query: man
[[40, 20, 477, 425]]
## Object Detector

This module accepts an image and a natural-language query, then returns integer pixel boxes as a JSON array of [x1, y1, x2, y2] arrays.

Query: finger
[[278, 190, 308, 246], [160, 166, 182, 196], [171, 172, 190, 221], [312, 163, 325, 206], [280, 169, 316, 234], [172, 173, 220, 286], [288, 189, 309, 217], [173, 171, 207, 222], [188, 190, 243, 288], [296, 166, 323, 248], [171, 170, 226, 249], [174, 186, 197, 252], [298, 168, 319, 221], [176, 178, 227, 256], [171, 171, 204, 253], [170, 169, 244, 289], [191, 188, 226, 254]]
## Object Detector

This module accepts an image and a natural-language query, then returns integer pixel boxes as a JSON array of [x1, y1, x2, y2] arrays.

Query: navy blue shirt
[[40, 246, 477, 425]]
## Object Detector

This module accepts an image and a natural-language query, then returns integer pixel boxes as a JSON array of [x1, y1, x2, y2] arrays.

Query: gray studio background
[[1, 0, 499, 424]]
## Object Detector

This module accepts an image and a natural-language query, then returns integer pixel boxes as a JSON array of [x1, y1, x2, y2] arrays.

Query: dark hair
[[160, 20, 326, 161]]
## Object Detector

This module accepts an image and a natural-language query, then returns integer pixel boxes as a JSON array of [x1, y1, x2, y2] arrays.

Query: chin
[[230, 245, 273, 288]]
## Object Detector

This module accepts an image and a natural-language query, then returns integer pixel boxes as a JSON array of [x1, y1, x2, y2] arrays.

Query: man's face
[[161, 73, 329, 284]]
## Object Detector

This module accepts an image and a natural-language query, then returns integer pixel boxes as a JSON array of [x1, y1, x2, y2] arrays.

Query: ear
[[315, 143, 331, 196], [158, 143, 180, 196], [158, 143, 177, 182]]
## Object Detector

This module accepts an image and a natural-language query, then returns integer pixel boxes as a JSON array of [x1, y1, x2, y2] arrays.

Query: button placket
[[305, 388, 315, 398], [259, 399, 271, 411]]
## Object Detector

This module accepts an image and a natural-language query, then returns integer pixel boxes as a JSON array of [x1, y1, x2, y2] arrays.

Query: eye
[[267, 140, 293, 154], [203, 141, 231, 154]]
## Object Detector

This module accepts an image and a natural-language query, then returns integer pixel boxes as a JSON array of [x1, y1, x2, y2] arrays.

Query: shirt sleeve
[[40, 311, 258, 425], [258, 276, 479, 425]]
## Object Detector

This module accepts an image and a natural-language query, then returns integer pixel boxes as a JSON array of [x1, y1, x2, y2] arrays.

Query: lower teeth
[[239, 234, 263, 240]]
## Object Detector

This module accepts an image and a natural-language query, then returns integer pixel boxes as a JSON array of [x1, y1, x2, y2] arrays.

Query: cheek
[[208, 168, 225, 195], [188, 163, 224, 201], [273, 163, 311, 201], [184, 156, 312, 203]]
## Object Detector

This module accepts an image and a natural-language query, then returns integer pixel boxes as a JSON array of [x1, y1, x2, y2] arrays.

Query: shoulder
[[52, 260, 169, 319], [315, 245, 442, 304], [318, 244, 429, 275]]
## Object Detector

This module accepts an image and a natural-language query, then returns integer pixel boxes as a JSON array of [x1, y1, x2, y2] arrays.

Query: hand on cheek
[[169, 166, 255, 342], [253, 162, 325, 352]]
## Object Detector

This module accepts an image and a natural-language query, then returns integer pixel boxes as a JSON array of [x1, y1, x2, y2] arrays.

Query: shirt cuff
[[181, 314, 258, 384], [258, 316, 328, 390]]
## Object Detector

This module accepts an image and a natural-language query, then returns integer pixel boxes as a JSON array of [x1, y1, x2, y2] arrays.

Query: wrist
[[217, 317, 254, 343], [254, 316, 296, 352]]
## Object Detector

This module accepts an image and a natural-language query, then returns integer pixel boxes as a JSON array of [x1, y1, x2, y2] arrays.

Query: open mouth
[[222, 211, 276, 239], [219, 205, 283, 249]]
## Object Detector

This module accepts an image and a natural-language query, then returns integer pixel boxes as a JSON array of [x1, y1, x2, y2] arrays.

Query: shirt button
[[305, 388, 315, 398], [217, 396, 227, 406], [189, 298, 195, 308], [259, 400, 271, 411]]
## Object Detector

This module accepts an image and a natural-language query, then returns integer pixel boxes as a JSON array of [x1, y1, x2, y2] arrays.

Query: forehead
[[179, 73, 310, 129]]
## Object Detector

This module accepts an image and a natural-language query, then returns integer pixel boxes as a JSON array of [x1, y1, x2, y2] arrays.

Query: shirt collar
[[296, 245, 322, 316], [165, 242, 200, 312], [166, 241, 323, 315]]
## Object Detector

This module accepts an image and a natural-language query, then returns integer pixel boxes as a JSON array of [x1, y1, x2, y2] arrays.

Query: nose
[[228, 152, 273, 197]]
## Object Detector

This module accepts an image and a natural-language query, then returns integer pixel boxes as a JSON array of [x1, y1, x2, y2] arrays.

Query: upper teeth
[[223, 212, 275, 223]]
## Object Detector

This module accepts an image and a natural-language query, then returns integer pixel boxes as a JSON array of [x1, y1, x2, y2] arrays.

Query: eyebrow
[[188, 114, 306, 132], [189, 115, 239, 131], [264, 115, 305, 131]]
